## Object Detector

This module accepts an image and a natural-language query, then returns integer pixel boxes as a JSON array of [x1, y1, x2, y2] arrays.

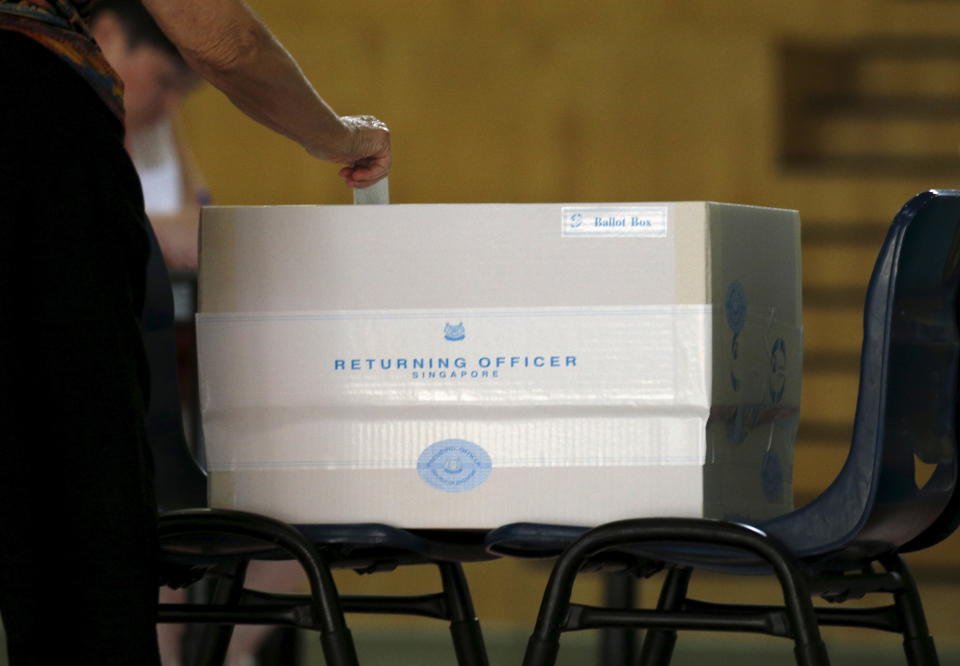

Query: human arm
[[150, 207, 200, 271], [149, 121, 205, 270], [130, 118, 205, 269], [140, 0, 389, 187]]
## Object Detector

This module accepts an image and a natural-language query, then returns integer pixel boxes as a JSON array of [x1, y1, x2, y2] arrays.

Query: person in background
[[130, 117, 208, 270], [0, 0, 389, 663], [88, 0, 206, 270]]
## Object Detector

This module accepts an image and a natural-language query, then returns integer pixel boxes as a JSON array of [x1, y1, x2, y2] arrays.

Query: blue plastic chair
[[157, 510, 493, 666], [488, 190, 960, 666], [140, 225, 493, 666]]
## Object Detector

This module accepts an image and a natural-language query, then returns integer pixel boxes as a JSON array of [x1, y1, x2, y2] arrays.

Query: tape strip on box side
[[197, 305, 713, 476]]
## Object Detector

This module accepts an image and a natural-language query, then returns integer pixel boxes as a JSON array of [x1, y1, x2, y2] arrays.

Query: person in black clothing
[[0, 1, 389, 663]]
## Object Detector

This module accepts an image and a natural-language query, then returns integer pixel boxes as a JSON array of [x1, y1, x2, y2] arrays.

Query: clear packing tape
[[197, 304, 802, 475]]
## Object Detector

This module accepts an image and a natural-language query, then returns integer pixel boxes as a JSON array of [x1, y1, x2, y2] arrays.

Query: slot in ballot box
[[196, 202, 802, 528]]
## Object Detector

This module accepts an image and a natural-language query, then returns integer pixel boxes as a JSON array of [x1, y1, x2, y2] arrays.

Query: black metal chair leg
[[637, 567, 692, 666], [599, 572, 638, 666], [437, 561, 490, 666], [159, 509, 359, 666], [522, 519, 829, 666], [879, 554, 940, 666], [189, 561, 249, 666]]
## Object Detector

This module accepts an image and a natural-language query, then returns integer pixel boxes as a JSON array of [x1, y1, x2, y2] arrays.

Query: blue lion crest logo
[[444, 322, 465, 341]]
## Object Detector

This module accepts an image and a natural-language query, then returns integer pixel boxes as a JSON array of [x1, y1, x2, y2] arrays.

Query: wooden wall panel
[[180, 1, 785, 206]]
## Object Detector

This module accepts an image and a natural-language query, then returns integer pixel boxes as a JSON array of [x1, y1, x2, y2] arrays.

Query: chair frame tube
[[522, 518, 829, 666]]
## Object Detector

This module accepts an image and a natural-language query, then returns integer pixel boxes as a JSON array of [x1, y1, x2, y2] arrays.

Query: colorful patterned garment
[[0, 0, 124, 119]]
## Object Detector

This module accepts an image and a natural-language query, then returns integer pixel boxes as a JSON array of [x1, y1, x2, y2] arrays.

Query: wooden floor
[[297, 626, 960, 665], [295, 553, 960, 665]]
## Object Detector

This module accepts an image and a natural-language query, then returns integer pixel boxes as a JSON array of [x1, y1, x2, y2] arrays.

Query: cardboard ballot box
[[197, 202, 802, 528]]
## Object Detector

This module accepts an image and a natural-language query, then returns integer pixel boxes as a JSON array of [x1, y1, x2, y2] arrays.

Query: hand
[[332, 115, 391, 189]]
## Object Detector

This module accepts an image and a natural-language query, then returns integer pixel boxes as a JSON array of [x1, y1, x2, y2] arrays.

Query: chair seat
[[486, 521, 800, 575], [160, 515, 495, 572]]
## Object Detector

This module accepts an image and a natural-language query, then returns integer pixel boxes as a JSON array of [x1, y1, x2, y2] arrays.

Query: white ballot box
[[197, 202, 802, 528]]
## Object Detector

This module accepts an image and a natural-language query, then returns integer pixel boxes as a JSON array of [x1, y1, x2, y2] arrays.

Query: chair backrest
[[768, 190, 960, 561]]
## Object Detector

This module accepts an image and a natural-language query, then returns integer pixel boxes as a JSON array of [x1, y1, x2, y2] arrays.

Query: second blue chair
[[489, 189, 960, 666]]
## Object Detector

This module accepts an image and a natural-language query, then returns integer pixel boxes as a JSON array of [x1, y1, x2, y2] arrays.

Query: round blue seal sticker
[[417, 439, 492, 493], [724, 280, 747, 334]]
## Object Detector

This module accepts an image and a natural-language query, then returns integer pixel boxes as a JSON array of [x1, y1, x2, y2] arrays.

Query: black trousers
[[0, 31, 161, 665]]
